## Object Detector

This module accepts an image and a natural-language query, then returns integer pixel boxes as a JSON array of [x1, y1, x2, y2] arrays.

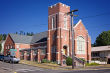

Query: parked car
[[0, 55, 4, 61], [3, 55, 20, 63]]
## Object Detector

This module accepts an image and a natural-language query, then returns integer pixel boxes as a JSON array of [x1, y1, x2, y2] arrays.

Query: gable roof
[[74, 20, 87, 30], [9, 31, 48, 44], [31, 31, 48, 44], [9, 34, 33, 44]]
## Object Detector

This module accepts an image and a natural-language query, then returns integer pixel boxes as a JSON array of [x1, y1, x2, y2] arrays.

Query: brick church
[[4, 3, 91, 66]]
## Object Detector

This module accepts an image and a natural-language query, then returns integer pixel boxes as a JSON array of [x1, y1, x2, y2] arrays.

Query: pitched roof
[[92, 45, 110, 52], [31, 31, 47, 44], [9, 31, 48, 44], [9, 34, 33, 44]]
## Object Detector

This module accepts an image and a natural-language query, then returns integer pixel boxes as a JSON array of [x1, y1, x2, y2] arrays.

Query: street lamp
[[67, 9, 78, 69]]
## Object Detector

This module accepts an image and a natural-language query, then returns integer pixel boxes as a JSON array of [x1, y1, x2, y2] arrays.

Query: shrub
[[86, 62, 100, 66], [79, 58, 86, 62], [41, 59, 50, 63], [66, 57, 72, 66]]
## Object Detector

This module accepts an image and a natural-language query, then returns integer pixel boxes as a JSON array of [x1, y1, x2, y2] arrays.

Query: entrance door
[[107, 58, 110, 64]]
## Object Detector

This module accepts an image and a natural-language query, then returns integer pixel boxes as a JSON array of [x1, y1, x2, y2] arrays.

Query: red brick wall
[[4, 35, 15, 56], [74, 20, 91, 61], [47, 3, 71, 62], [47, 3, 91, 63], [4, 34, 31, 58], [15, 43, 31, 58], [48, 3, 70, 15]]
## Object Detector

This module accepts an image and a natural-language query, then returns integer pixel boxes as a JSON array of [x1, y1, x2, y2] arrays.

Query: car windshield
[[10, 56, 16, 58]]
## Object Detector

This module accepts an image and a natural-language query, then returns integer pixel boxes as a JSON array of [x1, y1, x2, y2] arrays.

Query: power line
[[77, 12, 110, 19], [16, 12, 110, 27]]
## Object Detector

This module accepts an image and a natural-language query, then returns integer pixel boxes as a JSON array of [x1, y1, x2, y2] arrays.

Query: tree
[[2, 34, 7, 40], [0, 44, 1, 52], [0, 34, 2, 41], [94, 30, 110, 46], [20, 31, 24, 35], [15, 32, 18, 34]]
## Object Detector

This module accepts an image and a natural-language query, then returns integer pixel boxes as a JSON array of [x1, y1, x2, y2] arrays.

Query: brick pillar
[[16, 48, 20, 58], [37, 49, 41, 63], [31, 50, 33, 61], [24, 51, 27, 60], [47, 30, 51, 61], [56, 29, 61, 64], [88, 36, 91, 62], [61, 49, 63, 66], [19, 51, 22, 59]]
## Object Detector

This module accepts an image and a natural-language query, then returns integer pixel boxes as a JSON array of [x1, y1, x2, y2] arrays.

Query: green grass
[[86, 62, 100, 66]]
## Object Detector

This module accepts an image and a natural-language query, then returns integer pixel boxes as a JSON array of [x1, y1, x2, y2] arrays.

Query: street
[[0, 61, 110, 73]]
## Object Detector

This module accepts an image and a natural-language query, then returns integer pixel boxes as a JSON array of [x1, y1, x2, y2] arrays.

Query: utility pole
[[67, 9, 78, 69]]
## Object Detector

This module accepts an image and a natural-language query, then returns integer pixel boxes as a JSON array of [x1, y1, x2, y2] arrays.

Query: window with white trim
[[77, 36, 85, 54], [33, 50, 37, 55], [10, 45, 12, 49], [41, 49, 46, 55], [64, 17, 67, 29], [65, 33, 67, 41], [52, 17, 55, 29], [16, 45, 19, 48]]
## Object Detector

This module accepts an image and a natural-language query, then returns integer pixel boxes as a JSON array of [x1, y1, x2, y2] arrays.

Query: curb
[[19, 61, 110, 71]]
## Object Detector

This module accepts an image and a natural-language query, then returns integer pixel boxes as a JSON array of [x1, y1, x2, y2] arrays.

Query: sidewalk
[[20, 60, 110, 70]]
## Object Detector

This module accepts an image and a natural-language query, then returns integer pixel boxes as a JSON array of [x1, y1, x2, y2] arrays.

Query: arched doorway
[[63, 45, 68, 56]]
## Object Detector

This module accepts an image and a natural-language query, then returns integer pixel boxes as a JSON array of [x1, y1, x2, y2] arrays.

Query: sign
[[10, 49, 17, 51], [10, 49, 17, 56]]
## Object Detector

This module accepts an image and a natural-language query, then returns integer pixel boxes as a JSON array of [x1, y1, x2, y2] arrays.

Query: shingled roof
[[31, 31, 47, 44], [9, 31, 47, 44], [9, 34, 33, 44]]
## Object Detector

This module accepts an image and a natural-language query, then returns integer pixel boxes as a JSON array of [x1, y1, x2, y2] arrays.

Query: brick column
[[61, 49, 64, 66], [37, 49, 41, 63], [31, 50, 33, 61], [47, 30, 51, 61], [56, 29, 61, 64], [88, 36, 91, 62], [15, 48, 20, 58], [24, 51, 27, 60]]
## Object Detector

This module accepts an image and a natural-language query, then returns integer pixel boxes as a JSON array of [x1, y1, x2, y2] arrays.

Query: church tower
[[47, 3, 71, 64]]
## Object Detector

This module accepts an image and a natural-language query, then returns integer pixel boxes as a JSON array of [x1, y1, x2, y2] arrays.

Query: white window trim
[[76, 36, 86, 54], [64, 16, 67, 29]]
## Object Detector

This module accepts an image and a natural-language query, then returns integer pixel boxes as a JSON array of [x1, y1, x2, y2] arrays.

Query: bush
[[41, 59, 50, 63], [86, 62, 100, 66], [66, 57, 72, 66], [79, 58, 86, 62]]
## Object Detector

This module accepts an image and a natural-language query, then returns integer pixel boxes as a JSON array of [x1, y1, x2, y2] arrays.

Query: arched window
[[77, 36, 85, 54]]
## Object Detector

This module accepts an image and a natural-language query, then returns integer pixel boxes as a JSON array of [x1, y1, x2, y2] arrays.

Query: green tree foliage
[[15, 31, 34, 36], [2, 34, 7, 40], [0, 34, 7, 41], [0, 34, 2, 41], [0, 44, 1, 52], [94, 30, 110, 46]]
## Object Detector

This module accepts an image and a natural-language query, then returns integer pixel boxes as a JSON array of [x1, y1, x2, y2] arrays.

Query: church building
[[4, 3, 91, 66]]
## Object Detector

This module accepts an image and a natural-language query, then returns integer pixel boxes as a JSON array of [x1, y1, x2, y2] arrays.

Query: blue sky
[[0, 0, 110, 44]]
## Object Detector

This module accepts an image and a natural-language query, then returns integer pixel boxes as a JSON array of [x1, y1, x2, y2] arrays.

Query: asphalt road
[[0, 61, 110, 73]]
